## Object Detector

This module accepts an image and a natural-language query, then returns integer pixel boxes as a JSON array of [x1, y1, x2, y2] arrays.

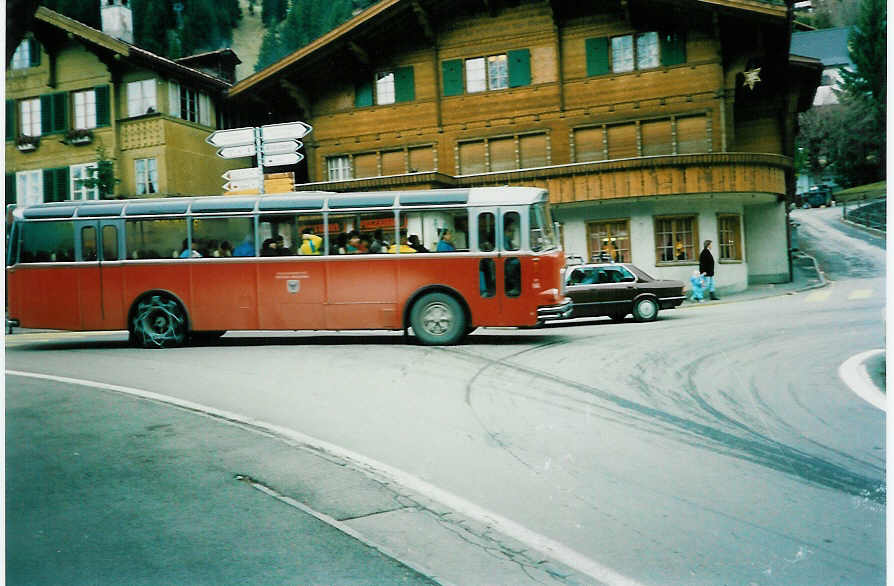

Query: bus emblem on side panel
[[287, 280, 300, 294]]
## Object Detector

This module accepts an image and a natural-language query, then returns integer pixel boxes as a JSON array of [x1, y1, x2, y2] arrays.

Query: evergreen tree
[[837, 0, 886, 180]]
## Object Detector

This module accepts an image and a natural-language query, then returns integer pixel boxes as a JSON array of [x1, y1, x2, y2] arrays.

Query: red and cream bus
[[6, 187, 571, 346]]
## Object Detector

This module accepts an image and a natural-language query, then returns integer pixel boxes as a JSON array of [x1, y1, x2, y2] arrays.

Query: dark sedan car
[[560, 263, 685, 322]]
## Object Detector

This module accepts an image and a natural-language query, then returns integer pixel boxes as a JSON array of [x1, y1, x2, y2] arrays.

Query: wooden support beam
[[347, 41, 369, 67], [411, 1, 434, 43]]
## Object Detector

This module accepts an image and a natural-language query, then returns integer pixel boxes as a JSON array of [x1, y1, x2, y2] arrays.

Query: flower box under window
[[65, 129, 94, 145], [16, 135, 39, 152]]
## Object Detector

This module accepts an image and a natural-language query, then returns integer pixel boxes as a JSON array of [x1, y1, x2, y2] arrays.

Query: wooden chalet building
[[228, 0, 821, 291], [6, 4, 251, 205]]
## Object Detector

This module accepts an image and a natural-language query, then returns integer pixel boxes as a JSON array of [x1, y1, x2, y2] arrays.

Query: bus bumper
[[536, 297, 573, 321]]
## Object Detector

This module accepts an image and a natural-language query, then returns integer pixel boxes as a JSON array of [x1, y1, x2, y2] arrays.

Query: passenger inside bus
[[407, 235, 429, 253], [436, 229, 455, 252], [299, 228, 322, 254]]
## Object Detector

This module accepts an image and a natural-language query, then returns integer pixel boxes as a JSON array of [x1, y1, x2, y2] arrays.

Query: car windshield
[[627, 265, 655, 281]]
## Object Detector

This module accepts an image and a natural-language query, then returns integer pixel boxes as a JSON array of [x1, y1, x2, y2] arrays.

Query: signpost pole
[[255, 127, 265, 195]]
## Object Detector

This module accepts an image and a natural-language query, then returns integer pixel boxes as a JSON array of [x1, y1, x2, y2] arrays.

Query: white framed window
[[20, 98, 41, 136], [611, 36, 634, 73], [327, 156, 353, 181], [127, 79, 157, 117], [487, 54, 508, 90], [11, 41, 31, 70], [135, 158, 158, 195], [70, 163, 99, 200], [375, 72, 396, 105], [636, 32, 659, 69], [73, 90, 97, 129], [465, 58, 486, 93], [16, 170, 43, 207], [180, 86, 198, 122]]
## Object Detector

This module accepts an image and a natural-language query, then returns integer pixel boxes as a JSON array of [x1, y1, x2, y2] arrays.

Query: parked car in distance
[[559, 263, 685, 322]]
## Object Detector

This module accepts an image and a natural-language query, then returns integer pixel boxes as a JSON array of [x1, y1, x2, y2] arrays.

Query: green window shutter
[[6, 100, 16, 140], [394, 66, 415, 103], [55, 167, 70, 201], [442, 59, 463, 96], [42, 168, 56, 202], [6, 173, 16, 209], [40, 94, 53, 135], [354, 79, 373, 108], [28, 38, 41, 67], [52, 92, 67, 132], [507, 49, 531, 87], [43, 167, 69, 202], [95, 85, 110, 127], [585, 37, 610, 76], [660, 32, 686, 66]]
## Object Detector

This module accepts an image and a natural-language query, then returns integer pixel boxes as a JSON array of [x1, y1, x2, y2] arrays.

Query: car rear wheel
[[632, 297, 659, 322], [410, 292, 466, 345]]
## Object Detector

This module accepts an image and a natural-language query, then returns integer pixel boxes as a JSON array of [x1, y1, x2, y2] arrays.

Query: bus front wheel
[[410, 292, 466, 346], [130, 294, 188, 349]]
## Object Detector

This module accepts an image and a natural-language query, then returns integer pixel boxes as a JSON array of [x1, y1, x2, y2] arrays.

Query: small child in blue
[[689, 270, 705, 302]]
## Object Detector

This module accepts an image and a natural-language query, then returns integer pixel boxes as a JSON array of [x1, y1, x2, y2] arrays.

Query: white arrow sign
[[262, 152, 304, 167], [217, 144, 256, 159], [206, 126, 256, 148], [222, 178, 262, 191], [261, 121, 312, 142], [262, 140, 302, 155], [222, 167, 263, 182]]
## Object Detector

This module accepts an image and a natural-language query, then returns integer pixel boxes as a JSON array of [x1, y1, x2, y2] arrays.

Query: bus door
[[471, 208, 501, 325], [76, 219, 124, 330], [497, 207, 530, 324]]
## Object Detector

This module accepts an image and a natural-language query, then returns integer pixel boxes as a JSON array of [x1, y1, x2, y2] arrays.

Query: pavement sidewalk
[[678, 250, 826, 308]]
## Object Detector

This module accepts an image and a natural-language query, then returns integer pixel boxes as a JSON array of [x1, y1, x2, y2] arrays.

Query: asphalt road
[[6, 206, 886, 585]]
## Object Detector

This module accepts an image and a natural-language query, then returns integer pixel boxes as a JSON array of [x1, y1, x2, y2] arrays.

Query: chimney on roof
[[101, 0, 133, 43]]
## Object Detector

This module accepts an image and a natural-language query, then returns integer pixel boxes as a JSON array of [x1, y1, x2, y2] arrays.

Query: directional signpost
[[207, 121, 312, 194]]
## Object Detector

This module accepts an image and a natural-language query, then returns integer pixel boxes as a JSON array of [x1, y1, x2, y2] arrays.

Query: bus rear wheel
[[131, 294, 188, 348], [410, 292, 466, 346]]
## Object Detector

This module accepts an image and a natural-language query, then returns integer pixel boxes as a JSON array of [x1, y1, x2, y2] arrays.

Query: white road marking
[[6, 369, 642, 586], [847, 289, 873, 300], [805, 290, 832, 303], [837, 350, 886, 411]]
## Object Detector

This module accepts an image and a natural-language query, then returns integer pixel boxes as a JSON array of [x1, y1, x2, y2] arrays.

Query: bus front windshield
[[529, 202, 557, 252]]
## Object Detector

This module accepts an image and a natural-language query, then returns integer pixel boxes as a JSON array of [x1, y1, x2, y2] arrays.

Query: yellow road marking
[[848, 289, 873, 300], [805, 290, 832, 303]]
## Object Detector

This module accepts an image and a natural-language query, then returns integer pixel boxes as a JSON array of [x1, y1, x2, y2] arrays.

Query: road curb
[[792, 250, 828, 293], [838, 349, 886, 411], [839, 216, 886, 237]]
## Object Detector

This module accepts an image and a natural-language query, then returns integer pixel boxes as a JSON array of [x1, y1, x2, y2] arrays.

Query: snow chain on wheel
[[131, 294, 187, 348]]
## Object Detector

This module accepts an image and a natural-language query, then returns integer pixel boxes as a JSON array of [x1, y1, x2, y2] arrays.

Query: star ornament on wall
[[743, 67, 762, 90]]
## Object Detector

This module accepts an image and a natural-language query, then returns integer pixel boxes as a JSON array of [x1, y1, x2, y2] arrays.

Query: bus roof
[[12, 187, 548, 220]]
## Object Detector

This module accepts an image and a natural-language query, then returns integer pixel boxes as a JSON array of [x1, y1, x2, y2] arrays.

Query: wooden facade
[[227, 0, 820, 289], [5, 8, 252, 206], [229, 0, 819, 201]]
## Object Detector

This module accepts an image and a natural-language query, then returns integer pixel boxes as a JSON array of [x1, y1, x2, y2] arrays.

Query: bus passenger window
[[505, 257, 521, 297], [22, 221, 75, 263], [479, 258, 496, 298], [102, 225, 119, 261], [503, 211, 520, 251], [192, 217, 253, 258], [478, 213, 495, 252], [259, 214, 301, 256], [125, 219, 186, 259], [81, 226, 97, 261]]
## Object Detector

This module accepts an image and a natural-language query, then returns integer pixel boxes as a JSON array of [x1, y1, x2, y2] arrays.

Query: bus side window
[[81, 226, 97, 261], [479, 259, 496, 298], [22, 221, 75, 263], [125, 219, 186, 260], [102, 225, 119, 261], [478, 212, 495, 252]]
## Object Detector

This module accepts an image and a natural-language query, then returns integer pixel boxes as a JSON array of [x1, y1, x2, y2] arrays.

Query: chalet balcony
[[295, 153, 792, 203]]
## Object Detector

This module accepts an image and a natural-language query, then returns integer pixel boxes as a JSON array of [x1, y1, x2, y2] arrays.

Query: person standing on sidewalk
[[699, 240, 719, 300]]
